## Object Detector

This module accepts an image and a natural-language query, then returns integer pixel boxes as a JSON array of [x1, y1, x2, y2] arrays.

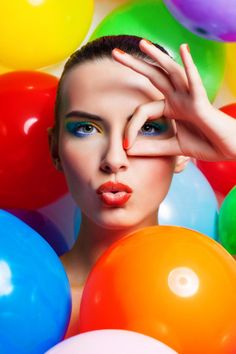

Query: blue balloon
[[159, 162, 219, 239], [74, 207, 82, 239], [5, 208, 69, 256], [0, 210, 71, 354]]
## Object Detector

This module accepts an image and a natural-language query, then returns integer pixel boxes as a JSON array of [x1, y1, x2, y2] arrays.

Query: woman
[[48, 35, 236, 337]]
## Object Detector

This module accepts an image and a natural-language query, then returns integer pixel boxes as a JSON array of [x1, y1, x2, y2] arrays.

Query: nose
[[100, 136, 130, 174]]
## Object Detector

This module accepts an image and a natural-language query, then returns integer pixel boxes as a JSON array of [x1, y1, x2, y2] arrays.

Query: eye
[[65, 121, 102, 137], [139, 121, 169, 136]]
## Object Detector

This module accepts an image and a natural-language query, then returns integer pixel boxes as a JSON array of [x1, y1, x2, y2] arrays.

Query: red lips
[[96, 181, 133, 206]]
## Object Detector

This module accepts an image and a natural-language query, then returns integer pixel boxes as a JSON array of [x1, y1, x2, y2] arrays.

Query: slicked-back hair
[[54, 35, 169, 136]]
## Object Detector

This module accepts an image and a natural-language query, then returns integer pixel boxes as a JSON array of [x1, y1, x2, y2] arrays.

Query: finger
[[171, 120, 225, 161], [179, 44, 207, 98], [112, 48, 174, 97], [124, 100, 166, 149], [126, 136, 182, 157], [139, 39, 189, 92]]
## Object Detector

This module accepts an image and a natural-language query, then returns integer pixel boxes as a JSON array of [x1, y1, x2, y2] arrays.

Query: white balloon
[[45, 329, 178, 354]]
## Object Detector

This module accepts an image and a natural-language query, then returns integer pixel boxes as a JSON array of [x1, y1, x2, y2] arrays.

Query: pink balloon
[[46, 330, 178, 354]]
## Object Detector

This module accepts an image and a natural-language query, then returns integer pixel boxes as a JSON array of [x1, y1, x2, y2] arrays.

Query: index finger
[[124, 100, 166, 149], [112, 48, 174, 97]]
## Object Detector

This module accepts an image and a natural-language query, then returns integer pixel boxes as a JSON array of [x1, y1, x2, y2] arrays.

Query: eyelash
[[65, 121, 102, 137], [65, 120, 168, 138], [138, 121, 169, 136]]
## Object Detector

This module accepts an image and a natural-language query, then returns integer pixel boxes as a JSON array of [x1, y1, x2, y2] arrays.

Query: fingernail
[[186, 44, 190, 53], [114, 48, 126, 55], [123, 137, 129, 149], [142, 38, 153, 46]]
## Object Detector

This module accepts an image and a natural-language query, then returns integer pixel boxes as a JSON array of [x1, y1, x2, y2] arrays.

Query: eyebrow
[[65, 110, 133, 122]]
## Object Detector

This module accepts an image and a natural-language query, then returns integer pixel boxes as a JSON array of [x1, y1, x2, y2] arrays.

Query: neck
[[61, 211, 158, 286], [76, 212, 159, 267]]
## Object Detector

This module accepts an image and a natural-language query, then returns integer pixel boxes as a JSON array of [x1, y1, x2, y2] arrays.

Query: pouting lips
[[96, 181, 133, 194], [96, 181, 133, 206], [98, 191, 132, 206]]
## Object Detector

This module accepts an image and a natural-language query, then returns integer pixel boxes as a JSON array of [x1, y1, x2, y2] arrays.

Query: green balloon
[[90, 0, 225, 101], [219, 186, 236, 255]]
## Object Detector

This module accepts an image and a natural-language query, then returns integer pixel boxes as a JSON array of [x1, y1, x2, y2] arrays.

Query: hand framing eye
[[112, 40, 236, 161]]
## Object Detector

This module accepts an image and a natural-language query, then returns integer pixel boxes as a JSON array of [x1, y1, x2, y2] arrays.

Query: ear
[[174, 155, 190, 174], [47, 127, 63, 172]]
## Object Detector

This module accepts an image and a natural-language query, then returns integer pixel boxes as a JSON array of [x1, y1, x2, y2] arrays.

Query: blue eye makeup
[[65, 121, 102, 137], [139, 120, 169, 136]]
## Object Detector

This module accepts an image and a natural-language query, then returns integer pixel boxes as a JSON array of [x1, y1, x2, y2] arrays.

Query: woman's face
[[57, 57, 178, 230]]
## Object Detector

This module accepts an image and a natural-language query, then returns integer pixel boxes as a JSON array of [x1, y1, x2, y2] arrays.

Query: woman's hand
[[111, 40, 236, 161]]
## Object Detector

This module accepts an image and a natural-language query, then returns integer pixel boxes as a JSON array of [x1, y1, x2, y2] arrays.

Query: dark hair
[[54, 35, 169, 135]]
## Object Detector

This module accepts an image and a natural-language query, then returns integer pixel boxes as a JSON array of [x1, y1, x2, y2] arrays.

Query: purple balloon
[[163, 0, 236, 42]]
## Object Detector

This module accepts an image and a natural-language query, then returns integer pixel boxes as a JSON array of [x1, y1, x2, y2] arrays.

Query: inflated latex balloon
[[159, 162, 218, 239], [225, 44, 236, 96], [46, 330, 178, 354], [90, 0, 225, 101], [79, 225, 236, 353], [6, 209, 69, 256], [196, 159, 236, 197], [0, 71, 68, 209], [39, 192, 79, 252], [0, 209, 71, 354], [163, 0, 236, 42], [196, 104, 236, 197], [0, 64, 11, 74], [0, 1, 94, 69], [220, 103, 236, 117], [218, 186, 236, 255]]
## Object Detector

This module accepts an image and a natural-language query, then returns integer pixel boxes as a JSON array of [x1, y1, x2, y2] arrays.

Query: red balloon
[[0, 71, 68, 209], [196, 104, 236, 197], [220, 103, 236, 118]]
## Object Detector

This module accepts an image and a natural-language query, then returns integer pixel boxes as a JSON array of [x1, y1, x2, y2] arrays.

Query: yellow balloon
[[225, 43, 236, 96], [0, 0, 94, 70], [0, 64, 12, 75]]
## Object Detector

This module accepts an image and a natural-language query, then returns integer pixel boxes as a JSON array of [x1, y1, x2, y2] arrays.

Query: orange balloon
[[79, 226, 236, 354]]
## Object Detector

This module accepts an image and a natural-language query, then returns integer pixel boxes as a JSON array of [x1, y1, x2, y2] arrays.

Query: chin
[[94, 208, 152, 232], [96, 218, 138, 231]]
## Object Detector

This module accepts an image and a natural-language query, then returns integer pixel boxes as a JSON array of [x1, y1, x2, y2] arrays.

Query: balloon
[[90, 0, 225, 102], [159, 162, 218, 239], [0, 1, 94, 69], [0, 64, 11, 74], [220, 102, 236, 118], [74, 206, 82, 239], [0, 71, 68, 209], [225, 44, 236, 96], [5, 208, 69, 256], [79, 225, 236, 353], [163, 0, 236, 42], [196, 159, 236, 197], [196, 104, 236, 197], [218, 186, 236, 255], [39, 192, 79, 252], [46, 330, 178, 354], [0, 209, 71, 354]]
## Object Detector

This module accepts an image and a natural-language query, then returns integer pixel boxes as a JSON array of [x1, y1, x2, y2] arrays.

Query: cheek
[[135, 157, 175, 201], [59, 139, 99, 187]]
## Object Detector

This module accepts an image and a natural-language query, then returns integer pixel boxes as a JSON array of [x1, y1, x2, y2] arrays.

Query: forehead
[[62, 58, 164, 109]]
